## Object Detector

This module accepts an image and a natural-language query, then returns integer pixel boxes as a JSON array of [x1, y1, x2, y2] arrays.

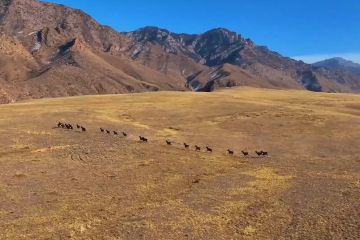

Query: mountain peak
[[133, 26, 169, 33], [205, 27, 235, 34], [201, 27, 242, 40], [315, 57, 359, 65], [331, 57, 347, 61], [313, 57, 360, 75]]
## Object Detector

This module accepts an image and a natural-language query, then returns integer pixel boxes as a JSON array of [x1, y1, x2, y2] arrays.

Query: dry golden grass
[[0, 87, 359, 239]]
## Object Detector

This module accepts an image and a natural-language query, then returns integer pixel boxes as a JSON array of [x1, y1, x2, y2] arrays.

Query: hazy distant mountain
[[312, 58, 360, 91], [0, 0, 359, 103], [313, 57, 360, 75]]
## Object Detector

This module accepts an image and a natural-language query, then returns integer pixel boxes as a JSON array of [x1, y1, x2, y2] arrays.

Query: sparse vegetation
[[0, 87, 359, 239]]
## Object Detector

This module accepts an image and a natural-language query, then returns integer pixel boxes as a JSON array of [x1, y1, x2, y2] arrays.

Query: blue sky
[[46, 0, 360, 63]]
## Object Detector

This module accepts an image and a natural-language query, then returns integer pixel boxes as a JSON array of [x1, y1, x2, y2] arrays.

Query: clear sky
[[46, 0, 360, 63]]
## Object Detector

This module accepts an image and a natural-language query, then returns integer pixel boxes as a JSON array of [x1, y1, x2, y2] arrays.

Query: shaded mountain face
[[0, 0, 359, 103]]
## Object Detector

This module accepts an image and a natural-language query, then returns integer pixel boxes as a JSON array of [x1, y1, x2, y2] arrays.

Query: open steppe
[[0, 87, 359, 239]]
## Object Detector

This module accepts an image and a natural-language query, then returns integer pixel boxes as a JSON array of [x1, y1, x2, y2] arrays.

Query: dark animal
[[81, 127, 86, 132], [65, 124, 71, 130], [60, 123, 65, 128], [57, 122, 62, 128], [242, 151, 249, 157], [227, 149, 234, 155], [139, 136, 148, 142], [100, 128, 104, 132], [106, 130, 111, 134], [206, 146, 213, 153], [77, 124, 81, 129], [122, 132, 128, 137], [195, 145, 201, 151], [166, 140, 172, 145], [68, 124, 73, 130], [184, 143, 190, 149], [113, 131, 118, 135], [255, 151, 263, 157], [262, 151, 268, 156]]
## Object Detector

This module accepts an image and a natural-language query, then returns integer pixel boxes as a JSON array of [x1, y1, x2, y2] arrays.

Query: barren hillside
[[0, 0, 359, 103]]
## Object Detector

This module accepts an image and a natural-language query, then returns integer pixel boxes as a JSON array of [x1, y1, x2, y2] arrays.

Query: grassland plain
[[0, 87, 359, 239]]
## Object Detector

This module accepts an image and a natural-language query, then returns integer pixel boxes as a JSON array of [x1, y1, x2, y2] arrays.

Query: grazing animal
[[122, 132, 128, 137], [206, 146, 213, 153], [69, 124, 73, 130], [195, 145, 201, 151], [184, 143, 190, 149], [106, 130, 111, 134], [77, 124, 81, 129], [242, 151, 249, 157], [113, 131, 118, 135], [57, 122, 62, 128], [61, 123, 65, 128], [65, 124, 71, 130], [262, 151, 268, 156], [100, 128, 104, 132], [81, 127, 86, 132], [139, 136, 148, 142], [166, 140, 172, 145], [255, 151, 263, 157], [227, 149, 234, 155]]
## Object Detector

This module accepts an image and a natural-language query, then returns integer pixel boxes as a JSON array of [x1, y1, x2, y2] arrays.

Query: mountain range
[[0, 0, 359, 103]]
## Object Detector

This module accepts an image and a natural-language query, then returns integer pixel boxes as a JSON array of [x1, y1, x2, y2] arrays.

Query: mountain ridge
[[0, 0, 359, 103]]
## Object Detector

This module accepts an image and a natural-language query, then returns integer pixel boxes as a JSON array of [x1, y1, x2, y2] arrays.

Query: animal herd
[[56, 122, 270, 158], [165, 140, 268, 157], [58, 122, 86, 132], [100, 128, 128, 137]]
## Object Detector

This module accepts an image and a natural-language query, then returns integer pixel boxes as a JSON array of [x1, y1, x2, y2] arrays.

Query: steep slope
[[0, 0, 126, 52], [0, 34, 40, 102], [0, 0, 189, 103]]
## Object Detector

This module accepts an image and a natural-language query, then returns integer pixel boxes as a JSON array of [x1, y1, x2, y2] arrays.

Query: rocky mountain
[[312, 58, 360, 91], [313, 57, 360, 75], [0, 0, 359, 103]]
